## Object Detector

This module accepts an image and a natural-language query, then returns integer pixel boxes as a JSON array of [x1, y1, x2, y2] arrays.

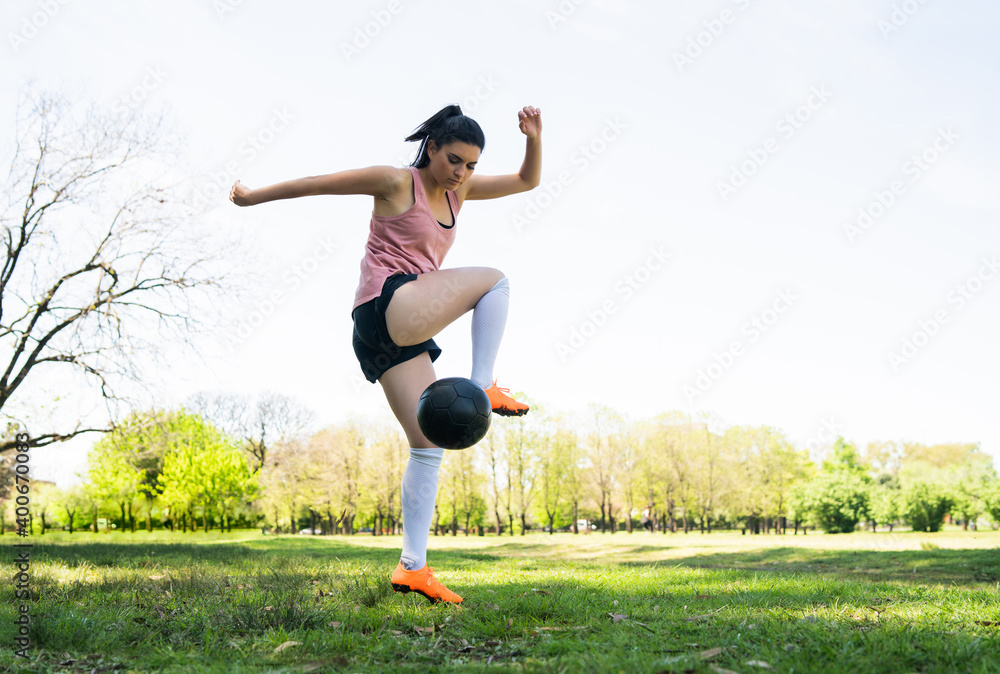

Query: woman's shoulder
[[373, 166, 415, 203]]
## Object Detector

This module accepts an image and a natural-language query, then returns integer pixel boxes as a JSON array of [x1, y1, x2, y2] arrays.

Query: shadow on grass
[[27, 535, 1000, 591], [26, 537, 401, 568], [629, 546, 1000, 586]]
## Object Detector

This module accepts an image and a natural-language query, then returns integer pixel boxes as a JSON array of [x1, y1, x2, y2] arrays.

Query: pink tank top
[[352, 166, 460, 312]]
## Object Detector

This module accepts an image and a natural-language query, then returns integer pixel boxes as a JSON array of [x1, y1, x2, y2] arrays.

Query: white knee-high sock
[[399, 446, 443, 570], [470, 276, 510, 390]]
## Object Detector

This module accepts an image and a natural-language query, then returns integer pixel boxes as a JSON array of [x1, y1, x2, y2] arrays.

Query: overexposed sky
[[3, 0, 998, 486]]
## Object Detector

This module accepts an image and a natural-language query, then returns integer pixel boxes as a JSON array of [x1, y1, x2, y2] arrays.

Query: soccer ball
[[416, 377, 492, 450]]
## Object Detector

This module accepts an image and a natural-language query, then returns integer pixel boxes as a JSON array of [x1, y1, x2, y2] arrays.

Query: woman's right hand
[[230, 180, 255, 207]]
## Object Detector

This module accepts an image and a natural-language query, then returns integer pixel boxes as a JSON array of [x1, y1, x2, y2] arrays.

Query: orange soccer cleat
[[484, 380, 529, 417], [391, 562, 463, 604]]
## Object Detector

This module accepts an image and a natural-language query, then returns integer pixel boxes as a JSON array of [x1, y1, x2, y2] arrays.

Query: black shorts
[[352, 272, 441, 383]]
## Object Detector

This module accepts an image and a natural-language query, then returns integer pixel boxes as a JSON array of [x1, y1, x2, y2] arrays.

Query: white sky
[[3, 0, 998, 487]]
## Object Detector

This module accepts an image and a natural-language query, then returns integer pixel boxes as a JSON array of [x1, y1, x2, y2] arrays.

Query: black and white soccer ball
[[416, 377, 492, 450]]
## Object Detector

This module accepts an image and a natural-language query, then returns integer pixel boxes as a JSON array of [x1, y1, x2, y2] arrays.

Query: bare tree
[[187, 390, 313, 472], [0, 87, 233, 452]]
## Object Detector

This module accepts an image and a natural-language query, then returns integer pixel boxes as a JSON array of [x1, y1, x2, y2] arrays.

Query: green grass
[[3, 529, 1000, 673]]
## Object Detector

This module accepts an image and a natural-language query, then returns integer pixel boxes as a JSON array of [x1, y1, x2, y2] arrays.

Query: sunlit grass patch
[[2, 530, 999, 672]]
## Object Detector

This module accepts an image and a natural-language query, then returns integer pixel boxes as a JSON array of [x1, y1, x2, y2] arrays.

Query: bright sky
[[3, 0, 998, 487]]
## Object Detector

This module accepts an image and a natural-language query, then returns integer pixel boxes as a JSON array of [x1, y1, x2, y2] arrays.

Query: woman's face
[[427, 140, 481, 190]]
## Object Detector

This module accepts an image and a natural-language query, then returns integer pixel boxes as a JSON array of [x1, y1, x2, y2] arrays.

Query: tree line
[[4, 396, 999, 537]]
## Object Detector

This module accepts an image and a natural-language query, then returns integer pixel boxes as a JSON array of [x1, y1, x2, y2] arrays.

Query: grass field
[[3, 528, 1000, 673]]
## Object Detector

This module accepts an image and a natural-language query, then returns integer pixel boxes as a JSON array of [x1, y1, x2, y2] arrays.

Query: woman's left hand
[[518, 106, 542, 139]]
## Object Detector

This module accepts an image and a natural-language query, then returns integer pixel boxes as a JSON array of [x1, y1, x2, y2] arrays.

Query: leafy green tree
[[87, 436, 145, 531], [585, 404, 623, 534], [157, 412, 256, 532], [904, 482, 954, 533], [54, 485, 91, 534], [982, 480, 1000, 529], [506, 402, 540, 535], [358, 425, 406, 535], [869, 484, 902, 532], [29, 481, 60, 534], [481, 428, 509, 535], [822, 437, 871, 477], [951, 479, 986, 531], [534, 421, 571, 534], [304, 421, 364, 534], [800, 471, 871, 533]]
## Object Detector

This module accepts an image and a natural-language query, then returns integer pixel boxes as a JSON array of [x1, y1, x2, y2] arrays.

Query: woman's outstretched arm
[[463, 106, 542, 201], [230, 165, 402, 206]]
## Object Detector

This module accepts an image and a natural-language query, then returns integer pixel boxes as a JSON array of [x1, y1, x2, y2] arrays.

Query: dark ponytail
[[405, 104, 485, 168]]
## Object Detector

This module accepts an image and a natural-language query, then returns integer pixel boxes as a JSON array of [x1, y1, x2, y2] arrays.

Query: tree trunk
[[508, 514, 514, 536], [572, 500, 579, 535], [520, 512, 527, 536], [495, 508, 503, 536]]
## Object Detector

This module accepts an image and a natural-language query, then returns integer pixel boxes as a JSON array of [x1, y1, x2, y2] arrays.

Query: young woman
[[230, 104, 542, 604]]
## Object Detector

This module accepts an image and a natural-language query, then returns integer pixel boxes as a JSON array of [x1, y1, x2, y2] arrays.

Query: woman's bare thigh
[[384, 267, 503, 346], [378, 351, 438, 448]]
